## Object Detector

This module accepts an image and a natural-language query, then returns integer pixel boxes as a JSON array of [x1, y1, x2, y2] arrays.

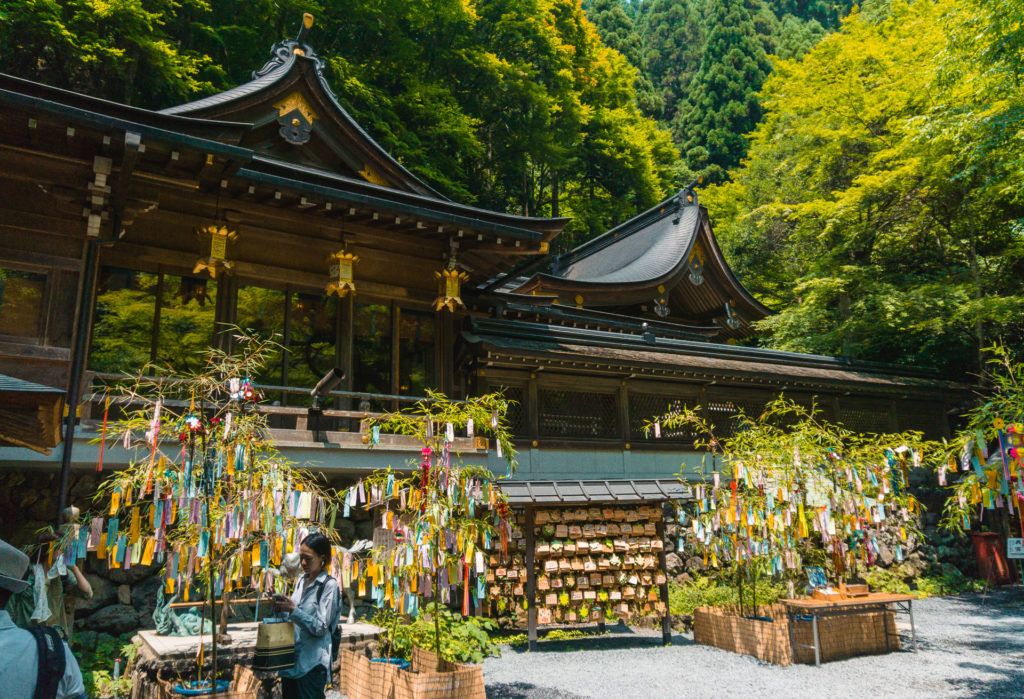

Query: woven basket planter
[[693, 603, 899, 666], [341, 647, 486, 699], [145, 664, 261, 699]]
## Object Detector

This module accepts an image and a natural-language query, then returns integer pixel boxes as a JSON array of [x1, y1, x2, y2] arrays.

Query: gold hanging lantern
[[325, 250, 358, 297], [434, 263, 470, 312], [193, 225, 237, 278]]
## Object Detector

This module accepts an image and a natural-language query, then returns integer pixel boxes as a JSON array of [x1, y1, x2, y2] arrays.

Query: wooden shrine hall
[[0, 18, 966, 492]]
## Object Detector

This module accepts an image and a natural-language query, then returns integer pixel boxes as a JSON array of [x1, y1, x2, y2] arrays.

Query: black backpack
[[314, 578, 343, 662], [27, 626, 66, 699]]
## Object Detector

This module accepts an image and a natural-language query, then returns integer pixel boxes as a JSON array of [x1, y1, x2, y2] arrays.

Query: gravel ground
[[483, 588, 1024, 699]]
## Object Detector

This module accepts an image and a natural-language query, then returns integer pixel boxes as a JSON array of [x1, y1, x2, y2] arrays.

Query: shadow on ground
[[945, 660, 1024, 699], [500, 622, 692, 654], [486, 681, 590, 699]]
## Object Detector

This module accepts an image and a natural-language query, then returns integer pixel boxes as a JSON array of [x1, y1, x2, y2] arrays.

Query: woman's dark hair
[[302, 532, 332, 567]]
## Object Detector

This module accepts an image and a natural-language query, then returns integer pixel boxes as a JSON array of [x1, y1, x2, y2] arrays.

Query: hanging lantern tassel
[[193, 224, 237, 279], [325, 250, 359, 297], [434, 265, 470, 312]]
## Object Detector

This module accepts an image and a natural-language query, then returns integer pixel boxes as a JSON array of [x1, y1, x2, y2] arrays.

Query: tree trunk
[[552, 171, 560, 218]]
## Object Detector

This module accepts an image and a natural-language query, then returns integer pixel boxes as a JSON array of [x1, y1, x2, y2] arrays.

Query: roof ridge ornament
[[672, 179, 698, 224], [253, 13, 324, 79]]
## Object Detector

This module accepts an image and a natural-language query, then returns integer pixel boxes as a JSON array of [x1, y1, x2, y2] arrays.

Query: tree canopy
[[702, 0, 1024, 376]]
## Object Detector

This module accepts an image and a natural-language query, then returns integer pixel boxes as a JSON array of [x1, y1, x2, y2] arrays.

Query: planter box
[[341, 647, 485, 699], [693, 604, 898, 666]]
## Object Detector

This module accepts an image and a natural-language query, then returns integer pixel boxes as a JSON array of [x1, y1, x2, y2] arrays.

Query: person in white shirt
[[0, 537, 86, 699], [272, 532, 341, 699]]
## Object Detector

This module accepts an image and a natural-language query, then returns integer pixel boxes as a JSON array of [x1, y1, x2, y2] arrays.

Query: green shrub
[[668, 575, 786, 617], [864, 565, 985, 598], [497, 628, 608, 647], [70, 632, 136, 699], [372, 603, 500, 664], [863, 568, 913, 595]]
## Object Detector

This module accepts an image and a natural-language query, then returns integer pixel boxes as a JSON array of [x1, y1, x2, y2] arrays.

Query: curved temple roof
[[151, 18, 568, 249], [160, 33, 442, 198], [560, 204, 701, 284], [511, 188, 770, 339]]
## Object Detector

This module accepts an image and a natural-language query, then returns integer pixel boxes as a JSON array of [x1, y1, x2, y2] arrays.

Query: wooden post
[[656, 507, 672, 645], [281, 288, 292, 407], [524, 505, 538, 652], [390, 302, 401, 411], [337, 294, 354, 414], [528, 375, 539, 441], [57, 225, 101, 523], [618, 382, 631, 444]]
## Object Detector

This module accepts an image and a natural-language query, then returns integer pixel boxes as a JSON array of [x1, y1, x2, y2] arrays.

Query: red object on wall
[[970, 532, 1018, 585]]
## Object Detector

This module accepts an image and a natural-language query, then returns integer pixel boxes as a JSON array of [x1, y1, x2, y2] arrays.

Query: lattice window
[[487, 384, 527, 437], [895, 402, 947, 438], [836, 398, 894, 434], [704, 389, 770, 438], [538, 389, 618, 438], [703, 398, 740, 438], [628, 393, 700, 441]]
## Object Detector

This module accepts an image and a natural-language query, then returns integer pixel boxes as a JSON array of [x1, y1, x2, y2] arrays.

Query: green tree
[[704, 0, 1024, 375], [0, 0, 217, 107], [635, 0, 705, 124], [672, 0, 772, 182], [763, 0, 854, 28], [583, 0, 660, 113]]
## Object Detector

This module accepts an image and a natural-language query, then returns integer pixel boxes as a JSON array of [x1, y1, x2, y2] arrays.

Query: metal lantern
[[653, 284, 670, 318], [193, 224, 237, 278], [434, 263, 470, 312], [325, 250, 358, 297]]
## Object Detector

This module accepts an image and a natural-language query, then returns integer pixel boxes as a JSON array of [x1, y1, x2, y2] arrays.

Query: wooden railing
[[79, 371, 425, 436]]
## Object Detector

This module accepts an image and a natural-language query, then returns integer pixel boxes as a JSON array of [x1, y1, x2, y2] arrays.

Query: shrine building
[[0, 24, 964, 509]]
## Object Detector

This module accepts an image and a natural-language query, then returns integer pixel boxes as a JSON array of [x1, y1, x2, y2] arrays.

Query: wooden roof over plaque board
[[509, 187, 769, 339], [498, 479, 691, 504]]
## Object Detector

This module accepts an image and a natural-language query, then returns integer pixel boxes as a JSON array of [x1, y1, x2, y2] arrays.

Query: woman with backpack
[[272, 532, 341, 699]]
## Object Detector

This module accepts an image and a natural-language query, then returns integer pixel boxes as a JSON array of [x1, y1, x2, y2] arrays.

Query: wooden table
[[133, 621, 383, 697], [782, 593, 917, 666]]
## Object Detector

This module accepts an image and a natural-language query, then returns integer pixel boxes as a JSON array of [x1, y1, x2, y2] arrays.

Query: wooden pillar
[[280, 287, 292, 406], [149, 270, 164, 367], [438, 311, 455, 396], [336, 294, 354, 410], [656, 507, 672, 645], [524, 505, 538, 652], [391, 302, 401, 409], [618, 381, 631, 444], [528, 374, 540, 441], [213, 274, 238, 354]]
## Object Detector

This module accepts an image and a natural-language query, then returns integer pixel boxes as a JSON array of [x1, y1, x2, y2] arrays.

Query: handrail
[[81, 390, 391, 422], [88, 371, 432, 404]]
